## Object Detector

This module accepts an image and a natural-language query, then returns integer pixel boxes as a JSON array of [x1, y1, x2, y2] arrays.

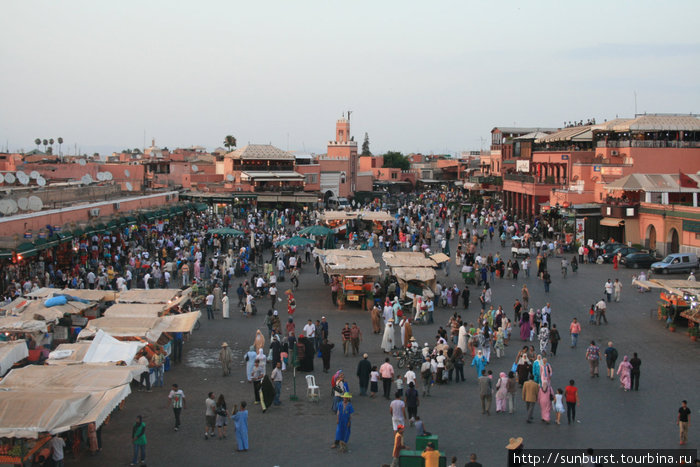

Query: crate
[[415, 435, 438, 451], [399, 450, 446, 467]]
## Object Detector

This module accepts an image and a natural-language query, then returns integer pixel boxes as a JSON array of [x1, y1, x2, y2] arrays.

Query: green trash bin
[[415, 435, 439, 451], [399, 449, 447, 467]]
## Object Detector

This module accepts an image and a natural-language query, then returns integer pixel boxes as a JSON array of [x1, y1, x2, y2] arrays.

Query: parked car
[[620, 252, 658, 269], [651, 252, 699, 274], [602, 246, 639, 263]]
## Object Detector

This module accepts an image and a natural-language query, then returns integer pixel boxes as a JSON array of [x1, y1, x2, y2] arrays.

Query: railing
[[503, 173, 535, 183], [469, 176, 502, 185], [596, 140, 700, 149]]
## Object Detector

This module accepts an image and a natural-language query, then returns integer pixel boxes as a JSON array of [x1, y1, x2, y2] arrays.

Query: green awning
[[125, 216, 137, 224], [72, 227, 84, 237], [33, 238, 58, 250], [195, 203, 208, 212], [0, 250, 12, 260], [106, 220, 119, 230], [54, 232, 74, 243], [15, 242, 38, 257]]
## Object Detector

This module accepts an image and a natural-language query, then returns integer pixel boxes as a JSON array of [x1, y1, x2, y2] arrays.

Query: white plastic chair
[[305, 374, 320, 402]]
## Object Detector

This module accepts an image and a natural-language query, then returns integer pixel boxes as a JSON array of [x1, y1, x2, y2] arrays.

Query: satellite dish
[[124, 169, 131, 178], [7, 199, 18, 214], [37, 177, 46, 187], [191, 164, 199, 173], [30, 171, 40, 179], [226, 174, 234, 182], [0, 174, 4, 184], [78, 159, 87, 166], [104, 171, 113, 181], [97, 172, 105, 181], [81, 174, 93, 185], [17, 198, 29, 211], [17, 172, 30, 185], [126, 182, 133, 191], [4, 173, 15, 184], [0, 200, 9, 215], [28, 196, 43, 211]]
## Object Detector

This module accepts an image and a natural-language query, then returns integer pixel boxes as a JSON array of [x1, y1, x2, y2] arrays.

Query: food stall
[[382, 252, 438, 300], [316, 249, 381, 309], [319, 211, 358, 237], [633, 278, 700, 339]]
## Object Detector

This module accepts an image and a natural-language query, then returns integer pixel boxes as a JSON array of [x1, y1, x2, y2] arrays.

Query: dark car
[[602, 246, 640, 263], [600, 243, 624, 256], [620, 252, 658, 269]]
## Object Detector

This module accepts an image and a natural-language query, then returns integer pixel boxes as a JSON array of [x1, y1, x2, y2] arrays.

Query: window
[[391, 173, 397, 179]]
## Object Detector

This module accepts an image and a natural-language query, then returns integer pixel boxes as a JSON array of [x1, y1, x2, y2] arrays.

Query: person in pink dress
[[495, 372, 509, 413], [537, 379, 554, 424], [616, 355, 633, 391]]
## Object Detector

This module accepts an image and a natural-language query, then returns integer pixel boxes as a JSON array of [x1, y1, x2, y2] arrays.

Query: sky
[[1, 1, 699, 156]]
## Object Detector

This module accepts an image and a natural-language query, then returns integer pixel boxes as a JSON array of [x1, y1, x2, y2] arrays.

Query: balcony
[[596, 140, 700, 149], [503, 173, 535, 183], [600, 202, 639, 218]]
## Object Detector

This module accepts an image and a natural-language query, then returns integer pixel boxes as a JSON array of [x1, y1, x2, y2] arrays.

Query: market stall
[[77, 311, 201, 343], [633, 278, 700, 339], [103, 303, 169, 319], [316, 249, 381, 309], [0, 340, 29, 376], [382, 252, 438, 300]]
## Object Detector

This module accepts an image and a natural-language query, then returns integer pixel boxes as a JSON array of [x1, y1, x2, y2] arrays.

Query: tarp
[[0, 317, 48, 333], [357, 211, 394, 222], [0, 365, 137, 391], [391, 267, 437, 283], [161, 311, 201, 333], [78, 311, 200, 342], [81, 329, 145, 364], [46, 343, 91, 365], [632, 279, 700, 297], [0, 340, 29, 376], [430, 253, 450, 264], [18, 299, 93, 323], [103, 303, 166, 318], [315, 249, 381, 277], [116, 288, 183, 304], [382, 252, 437, 268], [0, 298, 31, 315], [26, 288, 116, 302]]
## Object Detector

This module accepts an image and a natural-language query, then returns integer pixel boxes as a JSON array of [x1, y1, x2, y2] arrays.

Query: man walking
[[356, 353, 372, 396], [251, 360, 265, 405], [380, 358, 395, 399], [204, 392, 216, 439], [569, 317, 581, 348], [565, 380, 579, 425], [522, 375, 538, 423], [341, 323, 352, 356], [604, 279, 613, 302], [604, 341, 618, 380], [168, 384, 186, 431], [677, 400, 691, 445], [630, 352, 641, 391], [391, 425, 408, 467], [613, 278, 622, 302], [549, 324, 560, 356], [586, 340, 600, 377], [405, 382, 419, 425], [350, 322, 362, 356], [478, 370, 493, 415], [205, 291, 215, 320], [389, 391, 407, 431], [271, 361, 283, 406], [595, 299, 608, 325]]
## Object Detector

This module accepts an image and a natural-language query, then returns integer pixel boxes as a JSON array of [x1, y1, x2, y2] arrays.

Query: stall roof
[[430, 252, 450, 264], [357, 211, 395, 222], [315, 249, 381, 277], [392, 267, 437, 283], [116, 288, 186, 304], [382, 252, 437, 268], [103, 303, 167, 318], [632, 278, 700, 296], [0, 364, 137, 391], [0, 317, 49, 333], [0, 339, 29, 376], [46, 343, 91, 365], [18, 299, 94, 322], [78, 311, 201, 342], [26, 288, 117, 302], [320, 210, 358, 221]]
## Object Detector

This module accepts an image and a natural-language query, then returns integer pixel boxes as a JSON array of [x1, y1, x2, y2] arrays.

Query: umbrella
[[276, 236, 316, 247], [207, 227, 244, 236], [298, 225, 333, 236]]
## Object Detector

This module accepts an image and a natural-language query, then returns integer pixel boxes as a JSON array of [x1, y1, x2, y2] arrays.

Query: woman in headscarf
[[255, 347, 267, 371], [538, 325, 550, 356], [254, 330, 265, 353], [616, 355, 632, 391], [332, 392, 354, 452], [495, 371, 509, 413], [470, 350, 487, 379], [532, 354, 543, 385], [402, 318, 413, 349], [245, 346, 257, 382], [298, 335, 314, 372], [540, 357, 552, 386], [516, 347, 531, 386], [381, 319, 395, 353], [519, 311, 531, 341], [528, 309, 536, 340], [494, 327, 505, 358], [537, 378, 554, 424], [331, 371, 349, 413]]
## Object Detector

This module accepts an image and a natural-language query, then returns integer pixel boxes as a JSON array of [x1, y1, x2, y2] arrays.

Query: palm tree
[[34, 138, 41, 149], [57, 137, 63, 158], [49, 138, 54, 153], [223, 135, 237, 152], [42, 139, 48, 151]]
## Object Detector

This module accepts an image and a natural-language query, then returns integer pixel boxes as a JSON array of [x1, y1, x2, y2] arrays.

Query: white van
[[651, 252, 699, 274]]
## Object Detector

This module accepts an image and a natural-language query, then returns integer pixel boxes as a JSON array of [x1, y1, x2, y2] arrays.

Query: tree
[[46, 146, 53, 155], [223, 135, 237, 152], [57, 137, 63, 157], [42, 139, 48, 151], [49, 138, 54, 153], [34, 138, 41, 148], [361, 132, 371, 156], [382, 151, 410, 170]]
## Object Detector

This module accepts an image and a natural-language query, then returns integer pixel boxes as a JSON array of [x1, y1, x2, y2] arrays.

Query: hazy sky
[[2, 1, 699, 156]]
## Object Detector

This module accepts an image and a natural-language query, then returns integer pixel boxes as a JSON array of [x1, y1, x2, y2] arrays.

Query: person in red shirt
[[564, 379, 579, 425]]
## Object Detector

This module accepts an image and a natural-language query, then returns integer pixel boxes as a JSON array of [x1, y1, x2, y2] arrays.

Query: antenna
[[634, 91, 638, 116], [37, 177, 46, 187], [30, 171, 40, 179], [17, 197, 29, 210], [104, 171, 113, 181], [0, 174, 4, 184], [226, 174, 234, 182], [4, 173, 15, 184], [192, 164, 199, 173], [125, 182, 133, 191], [17, 171, 29, 185], [124, 169, 131, 178], [78, 159, 86, 166], [7, 199, 17, 214], [81, 174, 93, 185], [28, 196, 43, 211]]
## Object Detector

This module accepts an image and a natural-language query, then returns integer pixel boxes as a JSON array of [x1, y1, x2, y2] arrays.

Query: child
[[369, 366, 379, 398], [394, 375, 404, 398], [415, 416, 431, 436], [588, 305, 596, 325], [554, 388, 565, 425]]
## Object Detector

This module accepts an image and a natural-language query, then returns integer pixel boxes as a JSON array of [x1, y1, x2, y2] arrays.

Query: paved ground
[[77, 235, 699, 467]]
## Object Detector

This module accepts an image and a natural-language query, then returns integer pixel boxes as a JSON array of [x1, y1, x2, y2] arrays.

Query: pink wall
[[0, 192, 178, 237]]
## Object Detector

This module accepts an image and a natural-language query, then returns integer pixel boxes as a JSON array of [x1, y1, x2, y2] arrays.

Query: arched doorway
[[646, 224, 657, 251], [323, 190, 335, 206], [667, 228, 680, 254]]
